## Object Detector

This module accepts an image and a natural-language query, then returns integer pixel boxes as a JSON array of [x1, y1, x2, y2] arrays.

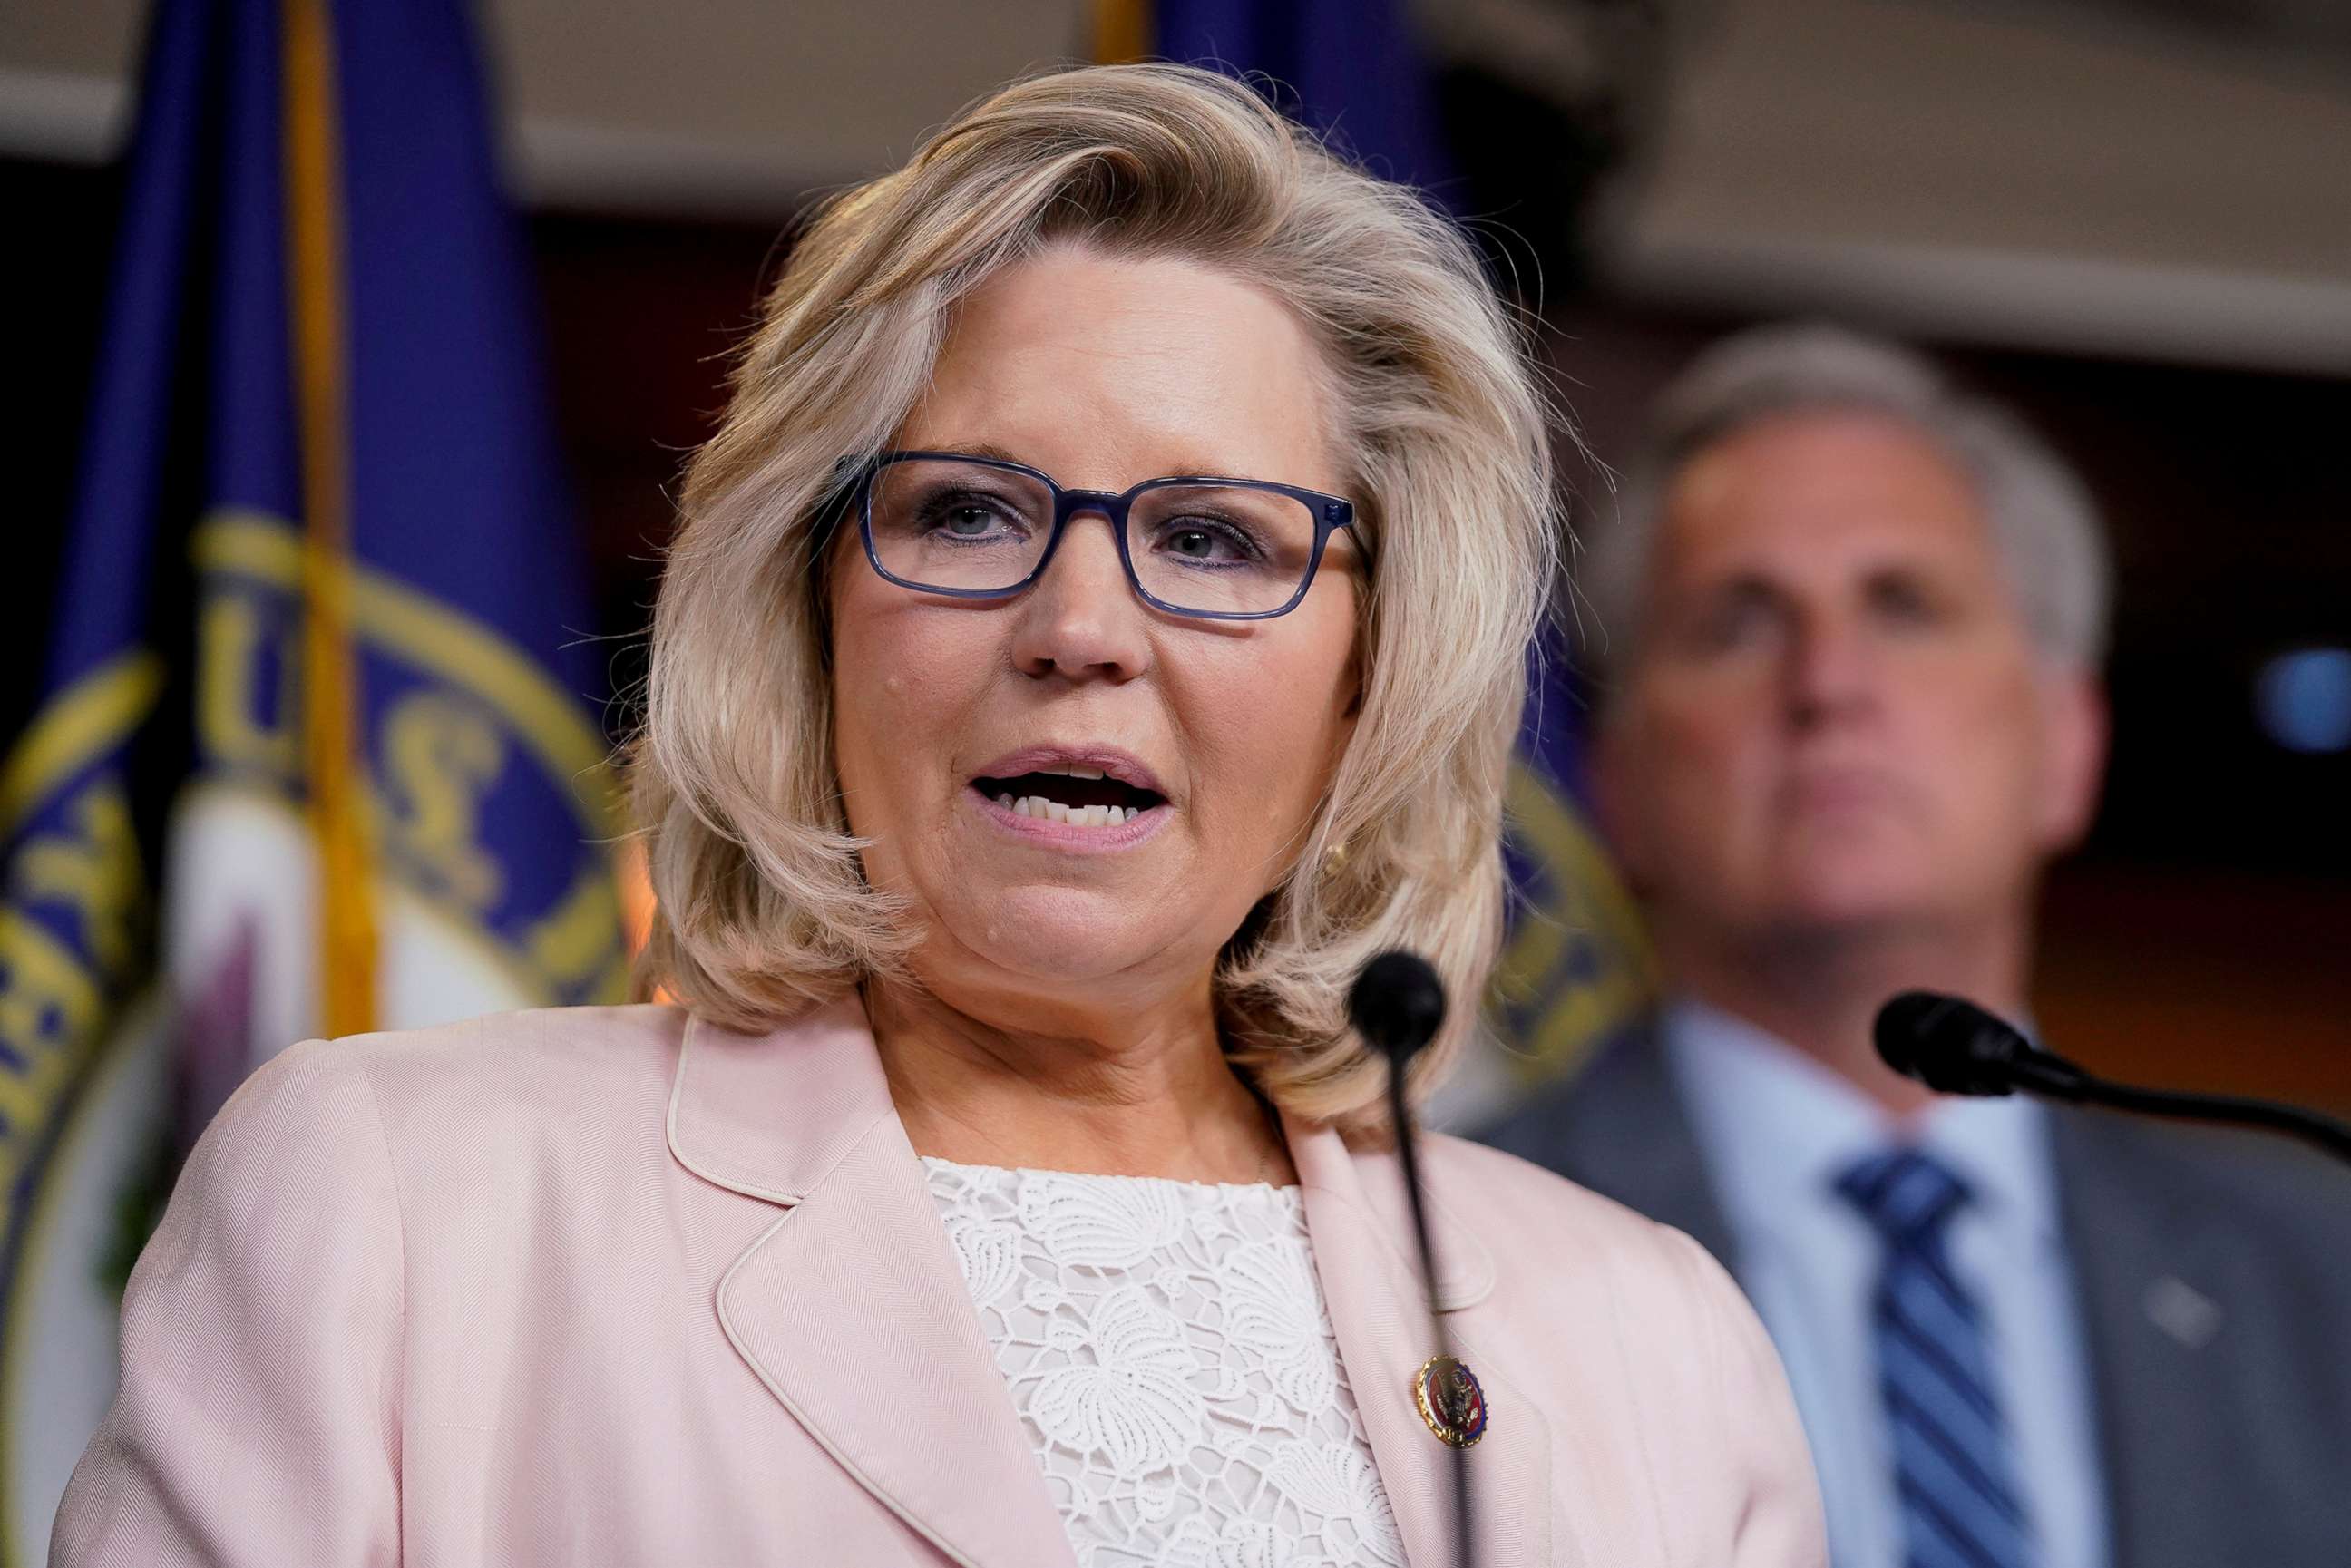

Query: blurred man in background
[[1482, 324, 2350, 1568]]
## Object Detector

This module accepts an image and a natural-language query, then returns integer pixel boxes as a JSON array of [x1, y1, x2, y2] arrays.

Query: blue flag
[[0, 0, 622, 1552], [1152, 0, 1451, 194], [1144, 1, 1653, 1109]]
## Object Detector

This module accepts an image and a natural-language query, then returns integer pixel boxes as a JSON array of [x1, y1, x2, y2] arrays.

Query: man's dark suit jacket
[[1478, 1025, 2351, 1568]]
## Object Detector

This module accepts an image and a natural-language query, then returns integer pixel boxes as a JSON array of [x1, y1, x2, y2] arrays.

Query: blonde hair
[[632, 63, 1556, 1137]]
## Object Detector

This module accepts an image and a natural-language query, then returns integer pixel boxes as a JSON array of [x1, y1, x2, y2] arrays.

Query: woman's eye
[[920, 494, 1021, 539], [1156, 519, 1259, 563]]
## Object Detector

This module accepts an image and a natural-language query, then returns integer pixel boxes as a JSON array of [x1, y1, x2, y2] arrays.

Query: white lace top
[[922, 1157, 1406, 1568]]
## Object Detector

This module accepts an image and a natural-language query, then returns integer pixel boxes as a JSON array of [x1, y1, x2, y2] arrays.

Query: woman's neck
[[865, 977, 1295, 1185]]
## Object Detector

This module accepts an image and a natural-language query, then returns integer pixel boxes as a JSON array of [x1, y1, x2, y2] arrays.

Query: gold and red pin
[[1412, 1354, 1488, 1448]]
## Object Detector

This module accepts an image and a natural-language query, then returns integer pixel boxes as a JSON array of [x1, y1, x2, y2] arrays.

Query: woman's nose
[[1009, 510, 1153, 683]]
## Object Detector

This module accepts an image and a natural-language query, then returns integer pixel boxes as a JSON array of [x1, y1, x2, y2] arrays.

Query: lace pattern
[[922, 1157, 1405, 1568]]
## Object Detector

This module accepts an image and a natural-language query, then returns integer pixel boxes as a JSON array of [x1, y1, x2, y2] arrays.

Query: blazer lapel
[[1289, 1115, 1565, 1568], [2051, 1110, 2249, 1568], [668, 1003, 1075, 1568]]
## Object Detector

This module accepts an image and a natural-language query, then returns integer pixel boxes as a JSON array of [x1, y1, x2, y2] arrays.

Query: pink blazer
[[54, 999, 1825, 1566]]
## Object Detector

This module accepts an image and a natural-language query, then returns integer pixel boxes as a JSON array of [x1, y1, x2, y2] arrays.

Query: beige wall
[[1602, 0, 2351, 370], [0, 0, 1080, 212], [5, 0, 2346, 366]]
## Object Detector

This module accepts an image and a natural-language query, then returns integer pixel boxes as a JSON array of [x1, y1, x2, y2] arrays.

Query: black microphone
[[1875, 989, 2351, 1166], [1348, 950, 1477, 1567]]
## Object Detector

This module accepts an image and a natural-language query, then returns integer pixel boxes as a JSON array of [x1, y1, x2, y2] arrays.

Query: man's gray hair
[[1584, 322, 2112, 675]]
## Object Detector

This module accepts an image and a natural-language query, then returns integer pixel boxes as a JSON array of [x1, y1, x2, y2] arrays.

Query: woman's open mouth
[[970, 765, 1167, 827]]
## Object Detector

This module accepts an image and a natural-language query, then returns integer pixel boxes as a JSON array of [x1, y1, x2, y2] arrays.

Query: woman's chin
[[926, 893, 1173, 988]]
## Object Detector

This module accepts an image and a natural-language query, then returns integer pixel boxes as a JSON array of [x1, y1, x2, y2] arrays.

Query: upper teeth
[[1045, 765, 1106, 780]]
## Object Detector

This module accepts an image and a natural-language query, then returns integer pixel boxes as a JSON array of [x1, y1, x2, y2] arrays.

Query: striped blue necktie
[[1837, 1148, 2037, 1568]]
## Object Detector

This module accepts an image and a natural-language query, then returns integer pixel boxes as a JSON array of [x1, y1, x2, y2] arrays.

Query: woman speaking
[[56, 64, 1824, 1567]]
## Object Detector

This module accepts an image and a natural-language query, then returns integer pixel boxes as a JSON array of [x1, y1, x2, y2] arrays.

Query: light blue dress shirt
[[1662, 998, 2111, 1568]]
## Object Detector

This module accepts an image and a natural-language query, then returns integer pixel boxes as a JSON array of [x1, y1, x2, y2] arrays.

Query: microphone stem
[[2010, 1053, 2351, 1164], [1384, 1062, 1441, 1330], [1386, 1057, 1477, 1566], [1881, 989, 2351, 1169], [2079, 1079, 2351, 1164]]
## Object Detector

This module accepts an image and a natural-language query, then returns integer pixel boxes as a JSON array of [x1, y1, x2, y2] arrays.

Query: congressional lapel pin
[[1412, 1354, 1488, 1448], [2142, 1274, 2223, 1349]]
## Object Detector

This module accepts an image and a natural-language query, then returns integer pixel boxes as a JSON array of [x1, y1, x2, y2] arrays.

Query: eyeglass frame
[[850, 449, 1360, 622]]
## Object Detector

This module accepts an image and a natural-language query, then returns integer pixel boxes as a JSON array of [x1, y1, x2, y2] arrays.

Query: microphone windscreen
[[1872, 989, 1952, 1080], [1874, 989, 2032, 1095], [1348, 950, 1448, 1065]]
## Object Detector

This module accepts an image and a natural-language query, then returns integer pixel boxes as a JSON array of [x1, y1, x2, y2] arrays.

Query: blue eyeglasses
[[853, 450, 1358, 621]]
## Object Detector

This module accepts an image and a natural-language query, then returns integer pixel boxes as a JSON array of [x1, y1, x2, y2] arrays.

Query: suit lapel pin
[[2142, 1274, 2223, 1349], [1413, 1354, 1488, 1447]]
